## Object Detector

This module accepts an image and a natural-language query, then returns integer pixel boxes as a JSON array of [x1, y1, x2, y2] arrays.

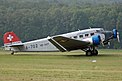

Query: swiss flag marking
[[4, 32, 21, 44], [7, 35, 13, 41]]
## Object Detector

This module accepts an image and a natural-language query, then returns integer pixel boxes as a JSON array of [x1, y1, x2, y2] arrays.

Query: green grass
[[0, 49, 122, 81]]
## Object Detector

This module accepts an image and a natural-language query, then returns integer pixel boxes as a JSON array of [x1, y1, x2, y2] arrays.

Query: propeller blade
[[101, 42, 105, 46], [108, 42, 111, 46], [117, 32, 120, 42]]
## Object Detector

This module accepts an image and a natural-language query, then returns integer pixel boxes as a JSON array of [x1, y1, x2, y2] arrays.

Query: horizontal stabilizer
[[9, 43, 24, 47]]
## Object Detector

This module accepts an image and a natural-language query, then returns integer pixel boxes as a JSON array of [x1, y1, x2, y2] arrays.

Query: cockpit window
[[96, 30, 101, 32], [96, 29, 104, 33], [100, 28, 104, 31]]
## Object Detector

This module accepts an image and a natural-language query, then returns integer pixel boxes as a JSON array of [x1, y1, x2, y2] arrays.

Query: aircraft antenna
[[78, 29, 80, 31]]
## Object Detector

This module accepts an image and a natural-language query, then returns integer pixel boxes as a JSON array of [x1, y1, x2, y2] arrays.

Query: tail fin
[[4, 32, 22, 46]]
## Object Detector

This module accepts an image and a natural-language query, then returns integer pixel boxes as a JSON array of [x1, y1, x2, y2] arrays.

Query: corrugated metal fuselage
[[11, 38, 59, 52], [9, 28, 105, 52]]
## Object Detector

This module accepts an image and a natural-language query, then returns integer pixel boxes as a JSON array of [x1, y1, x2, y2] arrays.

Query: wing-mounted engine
[[82, 35, 101, 56], [92, 35, 101, 45], [83, 35, 101, 46]]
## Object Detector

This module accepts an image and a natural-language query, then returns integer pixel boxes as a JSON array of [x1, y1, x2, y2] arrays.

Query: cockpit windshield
[[96, 28, 104, 33]]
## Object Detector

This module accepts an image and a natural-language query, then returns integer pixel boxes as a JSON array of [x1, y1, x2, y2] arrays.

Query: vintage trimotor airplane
[[3, 28, 120, 56]]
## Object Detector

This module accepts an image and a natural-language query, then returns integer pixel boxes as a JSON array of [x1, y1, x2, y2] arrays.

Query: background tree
[[0, 0, 122, 48]]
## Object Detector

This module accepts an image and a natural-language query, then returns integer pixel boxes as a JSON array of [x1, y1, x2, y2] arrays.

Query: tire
[[92, 50, 98, 56], [86, 50, 92, 56], [11, 51, 14, 55]]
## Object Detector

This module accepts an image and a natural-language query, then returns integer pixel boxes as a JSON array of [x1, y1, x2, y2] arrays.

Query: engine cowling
[[113, 29, 117, 38], [92, 35, 101, 45]]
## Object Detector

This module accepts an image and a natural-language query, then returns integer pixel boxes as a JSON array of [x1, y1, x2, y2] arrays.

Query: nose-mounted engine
[[103, 29, 120, 45], [113, 29, 117, 38]]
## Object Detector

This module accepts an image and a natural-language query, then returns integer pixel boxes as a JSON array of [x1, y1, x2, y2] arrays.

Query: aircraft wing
[[48, 36, 90, 52]]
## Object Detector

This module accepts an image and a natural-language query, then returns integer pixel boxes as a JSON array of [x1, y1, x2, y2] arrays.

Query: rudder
[[3, 32, 22, 46]]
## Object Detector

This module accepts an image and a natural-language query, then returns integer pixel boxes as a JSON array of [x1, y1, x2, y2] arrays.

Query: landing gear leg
[[92, 46, 98, 56], [85, 47, 98, 56], [92, 49, 98, 56]]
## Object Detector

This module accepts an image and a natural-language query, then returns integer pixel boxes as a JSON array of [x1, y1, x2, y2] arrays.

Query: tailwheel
[[11, 51, 14, 55], [86, 50, 92, 56], [92, 49, 98, 56]]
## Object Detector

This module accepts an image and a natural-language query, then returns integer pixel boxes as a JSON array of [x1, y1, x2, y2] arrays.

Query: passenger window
[[85, 34, 89, 37], [74, 36, 77, 39], [96, 30, 101, 32], [79, 35, 83, 38], [90, 33, 94, 36]]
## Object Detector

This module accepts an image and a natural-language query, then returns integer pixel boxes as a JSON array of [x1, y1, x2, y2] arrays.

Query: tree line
[[0, 0, 122, 48]]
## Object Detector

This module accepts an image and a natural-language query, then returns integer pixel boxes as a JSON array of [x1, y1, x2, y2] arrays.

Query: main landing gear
[[85, 47, 98, 56]]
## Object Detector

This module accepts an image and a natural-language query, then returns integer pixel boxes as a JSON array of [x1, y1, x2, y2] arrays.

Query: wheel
[[86, 50, 92, 56], [11, 51, 14, 55], [92, 50, 98, 56]]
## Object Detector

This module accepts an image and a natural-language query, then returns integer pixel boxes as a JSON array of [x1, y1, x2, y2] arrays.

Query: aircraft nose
[[113, 29, 120, 42], [113, 29, 117, 38]]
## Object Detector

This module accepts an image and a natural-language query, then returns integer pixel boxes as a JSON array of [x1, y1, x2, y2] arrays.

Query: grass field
[[0, 49, 122, 81]]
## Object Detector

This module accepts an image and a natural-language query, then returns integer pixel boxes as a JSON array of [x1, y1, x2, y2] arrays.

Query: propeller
[[108, 42, 111, 46], [114, 16, 120, 43], [113, 29, 120, 42], [117, 32, 120, 42], [102, 28, 120, 46]]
